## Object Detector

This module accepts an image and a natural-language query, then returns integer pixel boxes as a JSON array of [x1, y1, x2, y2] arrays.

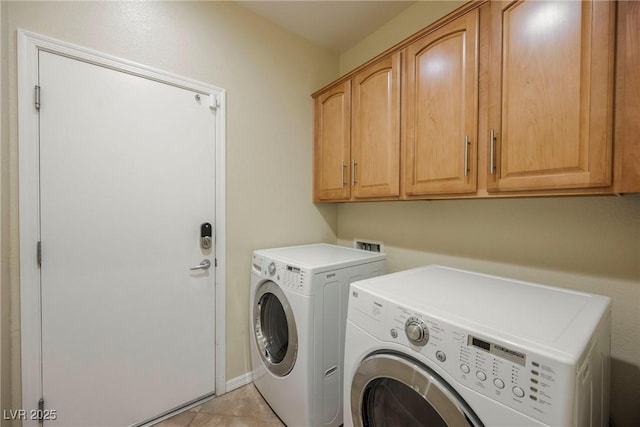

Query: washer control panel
[[377, 303, 572, 426], [257, 256, 311, 295], [283, 265, 306, 292]]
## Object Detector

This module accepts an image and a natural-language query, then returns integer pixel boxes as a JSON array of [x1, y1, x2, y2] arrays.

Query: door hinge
[[37, 241, 42, 267], [214, 258, 218, 267], [35, 85, 41, 110], [209, 93, 219, 110], [37, 398, 44, 422]]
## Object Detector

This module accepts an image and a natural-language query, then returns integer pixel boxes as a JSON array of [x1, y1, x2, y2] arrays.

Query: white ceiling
[[236, 1, 415, 53]]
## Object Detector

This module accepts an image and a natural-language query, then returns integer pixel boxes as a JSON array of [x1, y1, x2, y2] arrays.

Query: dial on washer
[[267, 262, 277, 276], [405, 317, 429, 346]]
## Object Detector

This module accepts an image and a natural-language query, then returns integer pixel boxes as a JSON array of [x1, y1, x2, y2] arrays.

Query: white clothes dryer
[[250, 244, 386, 427], [344, 265, 611, 427]]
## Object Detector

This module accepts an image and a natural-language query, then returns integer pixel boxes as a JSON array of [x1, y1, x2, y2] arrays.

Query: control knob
[[405, 317, 429, 346], [267, 262, 276, 276]]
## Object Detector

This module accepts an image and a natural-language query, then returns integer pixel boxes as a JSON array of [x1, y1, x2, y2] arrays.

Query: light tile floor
[[154, 384, 285, 427]]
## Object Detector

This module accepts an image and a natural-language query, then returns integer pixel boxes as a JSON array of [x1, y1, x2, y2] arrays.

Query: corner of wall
[[337, 0, 465, 75]]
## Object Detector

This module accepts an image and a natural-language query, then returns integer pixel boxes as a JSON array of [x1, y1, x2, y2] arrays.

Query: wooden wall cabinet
[[351, 53, 401, 199], [403, 9, 479, 196], [313, 81, 351, 201], [614, 1, 640, 192], [486, 0, 616, 193], [312, 0, 639, 202], [313, 54, 400, 202]]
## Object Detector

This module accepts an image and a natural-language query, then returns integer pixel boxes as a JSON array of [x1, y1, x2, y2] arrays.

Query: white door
[[38, 50, 216, 426]]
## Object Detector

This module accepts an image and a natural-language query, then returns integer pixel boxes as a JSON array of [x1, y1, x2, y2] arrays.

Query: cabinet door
[[614, 1, 640, 193], [351, 53, 401, 199], [488, 0, 615, 192], [403, 10, 478, 196], [314, 81, 351, 201]]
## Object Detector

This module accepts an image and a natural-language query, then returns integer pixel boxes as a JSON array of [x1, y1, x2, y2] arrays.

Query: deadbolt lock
[[201, 236, 212, 250], [200, 223, 213, 250]]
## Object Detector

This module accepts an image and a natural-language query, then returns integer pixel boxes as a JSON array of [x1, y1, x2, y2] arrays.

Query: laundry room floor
[[154, 384, 284, 427]]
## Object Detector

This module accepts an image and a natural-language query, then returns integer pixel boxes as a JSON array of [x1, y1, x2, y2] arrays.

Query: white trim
[[214, 87, 227, 397], [17, 29, 227, 425], [225, 372, 253, 393], [17, 30, 43, 424], [0, 2, 4, 415]]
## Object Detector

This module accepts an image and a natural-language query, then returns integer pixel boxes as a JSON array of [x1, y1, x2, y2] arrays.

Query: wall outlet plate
[[353, 238, 384, 253]]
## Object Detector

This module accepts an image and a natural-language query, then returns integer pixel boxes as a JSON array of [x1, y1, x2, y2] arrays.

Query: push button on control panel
[[476, 371, 487, 381], [460, 364, 471, 374], [493, 378, 505, 389], [512, 386, 525, 398]]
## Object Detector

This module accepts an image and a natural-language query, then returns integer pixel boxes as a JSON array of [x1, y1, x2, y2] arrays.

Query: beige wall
[[339, 0, 465, 75], [337, 2, 640, 426], [0, 0, 339, 417]]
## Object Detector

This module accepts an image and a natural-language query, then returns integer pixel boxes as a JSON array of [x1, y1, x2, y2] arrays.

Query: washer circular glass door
[[351, 353, 483, 427], [253, 280, 298, 377]]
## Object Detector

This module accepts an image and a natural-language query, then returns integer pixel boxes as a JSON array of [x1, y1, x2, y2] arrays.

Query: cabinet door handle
[[464, 135, 470, 177], [489, 129, 496, 174], [352, 160, 358, 186], [341, 162, 346, 186]]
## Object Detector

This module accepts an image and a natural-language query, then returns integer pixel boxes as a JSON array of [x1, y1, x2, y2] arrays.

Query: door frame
[[17, 29, 227, 422]]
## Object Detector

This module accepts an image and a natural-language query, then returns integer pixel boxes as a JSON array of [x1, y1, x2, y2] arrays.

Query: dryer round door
[[351, 353, 484, 427], [253, 281, 298, 377]]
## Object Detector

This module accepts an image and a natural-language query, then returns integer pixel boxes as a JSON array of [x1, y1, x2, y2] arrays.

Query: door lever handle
[[190, 259, 212, 271]]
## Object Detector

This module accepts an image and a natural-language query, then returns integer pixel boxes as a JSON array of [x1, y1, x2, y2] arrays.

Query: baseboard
[[225, 371, 253, 393]]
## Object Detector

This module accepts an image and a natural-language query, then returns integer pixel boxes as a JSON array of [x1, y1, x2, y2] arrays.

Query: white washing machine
[[344, 265, 611, 427], [250, 243, 386, 427]]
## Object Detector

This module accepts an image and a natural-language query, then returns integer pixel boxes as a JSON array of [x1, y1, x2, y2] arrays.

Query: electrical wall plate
[[353, 238, 384, 253]]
